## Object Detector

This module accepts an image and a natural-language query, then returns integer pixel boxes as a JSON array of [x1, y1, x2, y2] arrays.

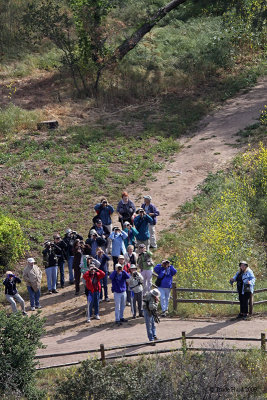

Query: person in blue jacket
[[141, 195, 160, 249], [109, 226, 128, 269], [134, 208, 153, 250], [154, 260, 177, 317], [230, 261, 255, 320], [109, 264, 130, 325], [94, 198, 114, 233], [123, 221, 139, 249]]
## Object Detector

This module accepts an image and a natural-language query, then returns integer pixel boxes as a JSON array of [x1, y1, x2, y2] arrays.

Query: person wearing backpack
[[154, 260, 177, 317], [143, 288, 160, 341]]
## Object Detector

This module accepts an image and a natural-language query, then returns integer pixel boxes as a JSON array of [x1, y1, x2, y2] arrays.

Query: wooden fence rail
[[172, 284, 267, 315], [36, 332, 266, 370]]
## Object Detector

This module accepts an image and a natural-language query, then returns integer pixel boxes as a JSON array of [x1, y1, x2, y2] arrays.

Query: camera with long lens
[[132, 272, 138, 277]]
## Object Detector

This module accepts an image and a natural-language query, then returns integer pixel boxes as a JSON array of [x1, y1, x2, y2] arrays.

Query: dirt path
[[36, 77, 267, 368], [134, 77, 267, 232]]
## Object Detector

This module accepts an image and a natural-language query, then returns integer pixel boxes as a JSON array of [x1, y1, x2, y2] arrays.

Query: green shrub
[[0, 213, 29, 272], [54, 350, 266, 400], [0, 311, 45, 400]]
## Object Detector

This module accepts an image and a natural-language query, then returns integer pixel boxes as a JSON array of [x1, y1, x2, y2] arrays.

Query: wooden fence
[[36, 332, 266, 370], [172, 284, 267, 315]]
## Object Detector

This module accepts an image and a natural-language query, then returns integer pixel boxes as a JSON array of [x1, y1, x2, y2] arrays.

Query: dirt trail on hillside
[[35, 77, 267, 368], [134, 77, 267, 232]]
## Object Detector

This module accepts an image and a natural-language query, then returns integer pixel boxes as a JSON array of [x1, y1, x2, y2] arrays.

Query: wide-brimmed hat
[[239, 261, 248, 266], [151, 288, 160, 297]]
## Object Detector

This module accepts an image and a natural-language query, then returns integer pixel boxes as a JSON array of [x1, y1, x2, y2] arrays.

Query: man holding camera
[[127, 264, 144, 318], [141, 195, 160, 249], [134, 208, 153, 250], [53, 234, 67, 289], [83, 264, 105, 322], [109, 263, 130, 325], [42, 241, 59, 294], [143, 288, 160, 342], [94, 198, 114, 233], [63, 228, 83, 284]]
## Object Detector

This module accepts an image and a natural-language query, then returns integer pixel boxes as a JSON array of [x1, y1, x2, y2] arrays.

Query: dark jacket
[[94, 204, 114, 225], [134, 214, 153, 241], [42, 246, 58, 268], [89, 224, 110, 239], [63, 232, 83, 258], [3, 276, 21, 296], [141, 203, 160, 225], [117, 200, 136, 220], [53, 240, 67, 262], [95, 253, 110, 273], [73, 248, 83, 270]]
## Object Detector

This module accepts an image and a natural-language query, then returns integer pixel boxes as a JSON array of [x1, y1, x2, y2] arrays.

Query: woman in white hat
[[23, 258, 42, 311]]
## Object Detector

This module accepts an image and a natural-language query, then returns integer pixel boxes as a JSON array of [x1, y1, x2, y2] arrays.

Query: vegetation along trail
[[39, 78, 267, 368], [134, 76, 267, 232]]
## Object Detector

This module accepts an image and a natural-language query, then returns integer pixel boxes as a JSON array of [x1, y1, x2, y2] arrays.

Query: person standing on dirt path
[[117, 191, 136, 228], [154, 260, 177, 317], [109, 263, 130, 326], [141, 195, 160, 249], [109, 226, 128, 269], [137, 244, 154, 294], [3, 271, 27, 315], [53, 233, 67, 289], [95, 247, 110, 302], [126, 264, 144, 318], [230, 261, 255, 320], [134, 208, 153, 250], [143, 288, 160, 341], [42, 241, 59, 294], [23, 257, 42, 311], [73, 239, 83, 295], [123, 221, 138, 249], [64, 229, 83, 285], [83, 264, 105, 322]]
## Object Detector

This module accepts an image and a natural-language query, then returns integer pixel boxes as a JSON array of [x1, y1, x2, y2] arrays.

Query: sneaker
[[36, 305, 42, 309], [99, 299, 103, 303], [105, 297, 110, 302], [132, 315, 136, 319], [161, 312, 167, 317], [154, 336, 158, 340], [126, 302, 131, 306], [31, 307, 35, 311], [87, 318, 91, 323], [48, 290, 52, 294], [120, 318, 128, 323], [52, 289, 59, 293], [95, 315, 100, 320], [22, 311, 28, 316], [115, 321, 122, 326], [61, 285, 65, 289], [139, 313, 144, 317]]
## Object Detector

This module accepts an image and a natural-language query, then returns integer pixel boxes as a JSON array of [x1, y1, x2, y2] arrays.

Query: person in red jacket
[[83, 264, 105, 323]]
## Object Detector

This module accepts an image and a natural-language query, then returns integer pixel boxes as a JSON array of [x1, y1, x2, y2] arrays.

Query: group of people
[[2, 191, 257, 341]]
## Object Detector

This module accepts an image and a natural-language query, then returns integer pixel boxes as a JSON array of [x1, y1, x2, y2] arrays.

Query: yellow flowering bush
[[160, 145, 267, 313]]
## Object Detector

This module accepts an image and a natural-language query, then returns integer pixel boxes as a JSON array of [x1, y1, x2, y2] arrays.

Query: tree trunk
[[111, 0, 188, 62]]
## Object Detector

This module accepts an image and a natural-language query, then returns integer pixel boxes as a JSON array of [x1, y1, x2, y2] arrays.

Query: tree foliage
[[0, 311, 45, 399], [0, 213, 29, 273]]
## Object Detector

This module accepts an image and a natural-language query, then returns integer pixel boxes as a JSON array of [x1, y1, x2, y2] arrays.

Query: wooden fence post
[[261, 333, 266, 353], [100, 344, 106, 366], [249, 294, 254, 315], [182, 331, 187, 354], [173, 282, 177, 311]]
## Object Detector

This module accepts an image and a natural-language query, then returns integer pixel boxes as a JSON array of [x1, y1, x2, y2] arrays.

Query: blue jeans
[[144, 309, 156, 341], [87, 291, 100, 317], [27, 286, 40, 308], [158, 287, 171, 312], [45, 266, 58, 291], [58, 259, 65, 287], [114, 291, 126, 322], [100, 272, 108, 300], [68, 256, 74, 282]]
